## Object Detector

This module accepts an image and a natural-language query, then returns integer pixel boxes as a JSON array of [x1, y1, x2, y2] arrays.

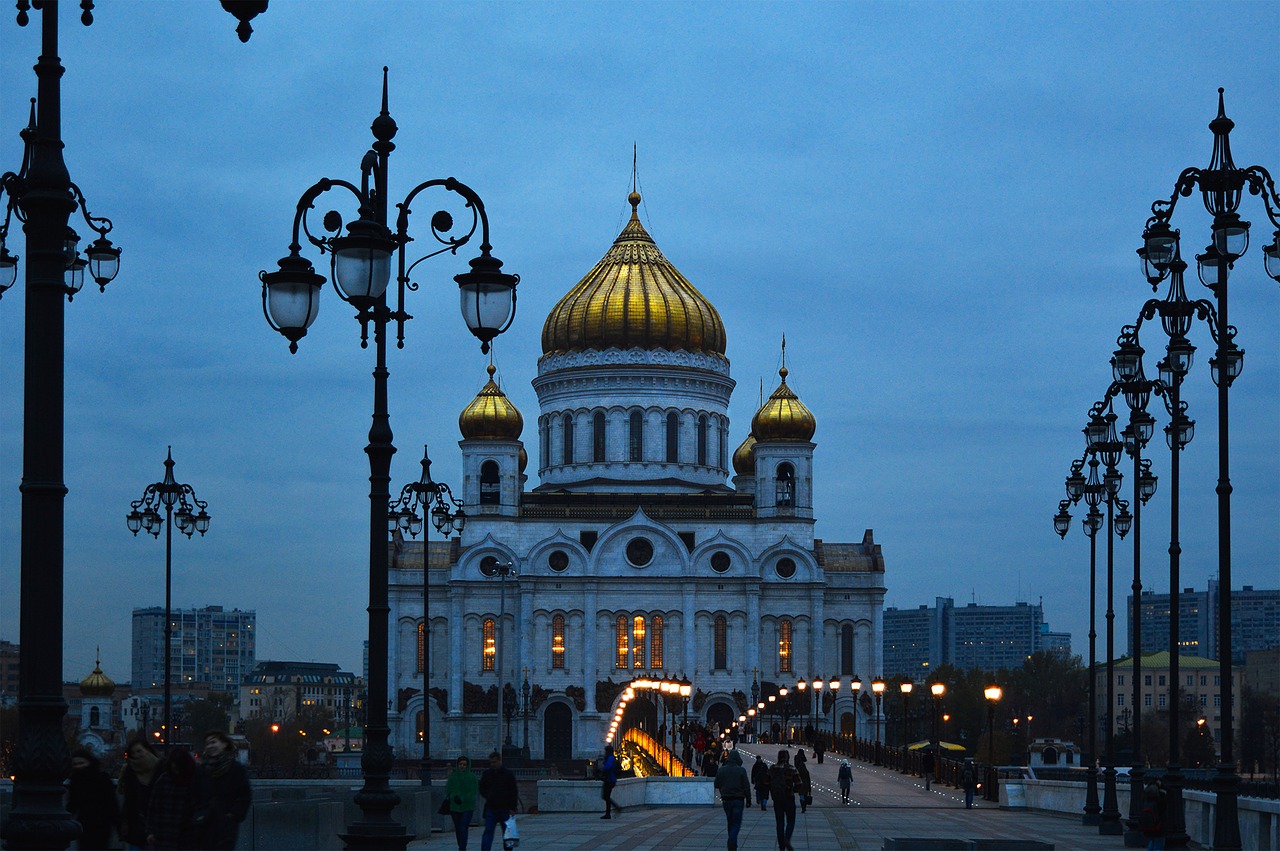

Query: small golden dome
[[459, 364, 523, 440], [80, 654, 116, 698], [732, 433, 757, 475], [752, 366, 815, 441], [518, 446, 528, 473], [541, 192, 726, 356]]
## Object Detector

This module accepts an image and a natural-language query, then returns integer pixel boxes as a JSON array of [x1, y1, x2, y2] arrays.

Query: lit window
[[616, 616, 629, 669], [482, 618, 496, 671], [417, 622, 425, 674], [552, 614, 566, 670], [779, 619, 793, 673], [714, 616, 727, 671], [633, 616, 647, 668], [651, 615, 664, 669]]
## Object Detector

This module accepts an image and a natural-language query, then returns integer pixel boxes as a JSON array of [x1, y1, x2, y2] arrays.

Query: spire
[[628, 145, 641, 218]]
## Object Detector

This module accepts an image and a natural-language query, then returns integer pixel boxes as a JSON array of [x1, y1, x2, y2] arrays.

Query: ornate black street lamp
[[871, 678, 886, 765], [126, 448, 211, 752], [899, 681, 913, 753], [1138, 89, 1279, 851], [828, 675, 841, 738], [259, 70, 517, 850], [850, 675, 862, 752], [493, 560, 517, 755], [930, 682, 945, 785], [389, 444, 464, 786], [984, 685, 1002, 770]]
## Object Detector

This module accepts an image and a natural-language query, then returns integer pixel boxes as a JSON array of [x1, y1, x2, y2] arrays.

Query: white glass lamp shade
[[86, 236, 121, 288], [456, 250, 518, 351], [64, 255, 86, 297], [0, 243, 17, 295], [1142, 222, 1177, 273], [262, 254, 325, 351], [1263, 230, 1280, 281], [193, 510, 211, 535], [1212, 213, 1249, 259], [984, 686, 1002, 703], [331, 218, 394, 305]]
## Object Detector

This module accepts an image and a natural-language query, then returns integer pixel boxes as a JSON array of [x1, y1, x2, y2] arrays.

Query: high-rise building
[[0, 640, 19, 707], [1129, 581, 1279, 664], [131, 605, 256, 692], [883, 598, 1070, 676]]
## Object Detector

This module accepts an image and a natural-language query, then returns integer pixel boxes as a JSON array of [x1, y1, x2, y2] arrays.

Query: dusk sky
[[2, 1, 1277, 685]]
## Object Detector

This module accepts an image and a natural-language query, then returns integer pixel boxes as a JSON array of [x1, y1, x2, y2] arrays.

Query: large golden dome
[[752, 366, 815, 441], [541, 192, 726, 356], [459, 364, 523, 440], [80, 654, 116, 698], [732, 432, 757, 474]]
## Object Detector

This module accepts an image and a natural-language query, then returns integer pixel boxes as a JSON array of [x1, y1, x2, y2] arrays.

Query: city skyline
[[2, 2, 1277, 682]]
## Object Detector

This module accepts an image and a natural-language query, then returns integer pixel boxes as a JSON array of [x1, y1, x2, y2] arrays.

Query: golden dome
[[541, 192, 726, 356], [459, 364, 523, 440], [518, 446, 528, 473], [732, 433, 757, 475], [80, 654, 116, 698], [752, 366, 815, 441]]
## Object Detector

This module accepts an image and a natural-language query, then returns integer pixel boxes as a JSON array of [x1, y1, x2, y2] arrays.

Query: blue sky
[[2, 1, 1277, 684]]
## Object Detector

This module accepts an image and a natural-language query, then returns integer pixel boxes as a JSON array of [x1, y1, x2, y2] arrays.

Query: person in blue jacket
[[599, 745, 622, 819]]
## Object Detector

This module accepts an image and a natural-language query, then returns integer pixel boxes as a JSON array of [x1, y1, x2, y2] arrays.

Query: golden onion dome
[[732, 432, 757, 475], [79, 655, 116, 698], [541, 192, 726, 356], [752, 366, 816, 441], [459, 364, 523, 440], [518, 446, 528, 473]]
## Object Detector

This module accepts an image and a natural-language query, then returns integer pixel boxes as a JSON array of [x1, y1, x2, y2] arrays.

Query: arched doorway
[[840, 712, 855, 734], [543, 702, 573, 761], [705, 700, 735, 733]]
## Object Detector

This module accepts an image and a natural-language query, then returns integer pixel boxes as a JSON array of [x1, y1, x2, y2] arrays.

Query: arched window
[[562, 414, 574, 465], [551, 614, 566, 669], [719, 421, 727, 469], [480, 460, 500, 505], [632, 616, 647, 668], [416, 710, 425, 743], [482, 618, 496, 671], [90, 706, 100, 727], [666, 412, 680, 463], [697, 415, 708, 465], [593, 411, 606, 462], [840, 624, 854, 675], [776, 462, 796, 508], [615, 616, 629, 669], [417, 622, 426, 673], [714, 616, 727, 671], [540, 420, 549, 470], [651, 615, 664, 668], [779, 618, 793, 673], [629, 411, 644, 461]]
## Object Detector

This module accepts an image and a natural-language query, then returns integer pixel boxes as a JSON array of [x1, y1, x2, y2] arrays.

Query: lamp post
[[828, 676, 841, 738], [126, 448, 211, 753], [984, 686, 1002, 771], [931, 683, 945, 785], [812, 676, 824, 743], [521, 670, 532, 761], [388, 444, 465, 786], [851, 676, 862, 754], [1138, 89, 1279, 851], [779, 687, 790, 744], [259, 70, 518, 850], [494, 561, 517, 754], [872, 678, 886, 765], [899, 682, 913, 752]]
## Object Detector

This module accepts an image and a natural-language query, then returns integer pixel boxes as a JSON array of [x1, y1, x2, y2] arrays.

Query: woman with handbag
[[444, 756, 479, 850]]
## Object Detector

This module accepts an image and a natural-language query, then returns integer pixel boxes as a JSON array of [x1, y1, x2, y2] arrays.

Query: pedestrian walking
[[478, 751, 520, 851], [767, 750, 801, 851], [794, 749, 811, 813], [960, 758, 977, 809], [921, 750, 935, 791], [67, 748, 119, 850], [597, 744, 621, 819], [146, 747, 198, 850], [713, 750, 751, 851], [814, 739, 825, 765], [1140, 777, 1168, 850], [750, 753, 770, 811], [118, 739, 161, 851], [193, 731, 251, 850], [837, 761, 853, 804], [445, 756, 480, 850]]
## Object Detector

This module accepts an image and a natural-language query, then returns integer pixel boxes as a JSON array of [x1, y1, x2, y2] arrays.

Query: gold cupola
[[732, 432, 757, 475], [79, 651, 116, 698], [752, 366, 816, 442], [459, 364, 523, 440], [541, 192, 726, 356]]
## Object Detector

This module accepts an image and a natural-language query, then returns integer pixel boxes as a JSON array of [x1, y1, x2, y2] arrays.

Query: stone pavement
[[410, 743, 1155, 850]]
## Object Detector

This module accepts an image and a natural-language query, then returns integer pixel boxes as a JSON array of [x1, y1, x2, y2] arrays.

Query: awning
[[907, 739, 966, 752]]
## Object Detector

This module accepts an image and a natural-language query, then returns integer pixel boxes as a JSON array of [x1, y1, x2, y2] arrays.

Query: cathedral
[[386, 192, 886, 761]]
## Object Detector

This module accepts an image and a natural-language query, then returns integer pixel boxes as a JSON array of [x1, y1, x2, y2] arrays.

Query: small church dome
[[459, 364, 523, 440], [752, 366, 815, 442], [79, 656, 116, 698], [732, 433, 757, 475]]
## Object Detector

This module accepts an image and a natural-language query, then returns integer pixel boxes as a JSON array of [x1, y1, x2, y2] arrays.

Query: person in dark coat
[[146, 748, 198, 850], [194, 731, 251, 850], [750, 753, 770, 811], [837, 761, 853, 804], [598, 744, 621, 819], [767, 750, 800, 851], [477, 750, 519, 851], [794, 749, 812, 813], [713, 750, 751, 851], [921, 750, 935, 791], [960, 758, 977, 809], [67, 748, 119, 850], [118, 739, 161, 850]]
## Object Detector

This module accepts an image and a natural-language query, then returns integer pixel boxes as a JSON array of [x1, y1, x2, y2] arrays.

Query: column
[[683, 585, 696, 678], [810, 591, 824, 676], [449, 592, 464, 714], [746, 589, 761, 681], [583, 583, 598, 714]]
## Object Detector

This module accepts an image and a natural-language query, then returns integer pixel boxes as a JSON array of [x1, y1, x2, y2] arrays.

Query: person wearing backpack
[[767, 750, 800, 851], [1140, 777, 1167, 850], [713, 750, 751, 851], [750, 754, 770, 811], [960, 758, 977, 809], [837, 761, 853, 804]]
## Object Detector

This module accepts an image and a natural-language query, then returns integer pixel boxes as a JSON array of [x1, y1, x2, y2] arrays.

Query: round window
[[480, 556, 499, 577], [776, 557, 797, 578], [548, 550, 570, 572], [626, 537, 654, 567], [710, 551, 731, 573]]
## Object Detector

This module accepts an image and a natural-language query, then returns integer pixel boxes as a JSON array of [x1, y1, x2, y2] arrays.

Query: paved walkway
[[411, 744, 1154, 849]]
